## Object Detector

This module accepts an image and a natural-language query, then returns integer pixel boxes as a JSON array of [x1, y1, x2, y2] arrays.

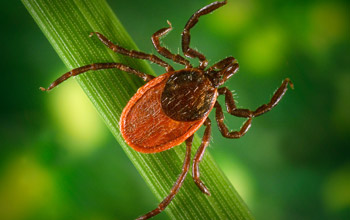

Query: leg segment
[[215, 101, 252, 138], [192, 118, 211, 195], [208, 57, 237, 72], [218, 78, 294, 118], [182, 0, 227, 69], [207, 57, 239, 86], [152, 21, 192, 68], [137, 135, 193, 220], [40, 63, 155, 91], [90, 32, 174, 72]]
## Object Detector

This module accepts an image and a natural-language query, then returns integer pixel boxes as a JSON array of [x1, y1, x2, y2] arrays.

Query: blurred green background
[[1, 0, 349, 219]]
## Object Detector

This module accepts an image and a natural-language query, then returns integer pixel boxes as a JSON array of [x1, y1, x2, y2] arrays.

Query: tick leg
[[207, 57, 239, 86], [208, 57, 237, 72], [215, 101, 252, 138], [152, 21, 192, 68], [182, 0, 227, 69], [90, 32, 174, 72], [40, 63, 155, 91], [252, 78, 294, 116], [192, 118, 211, 195], [218, 78, 294, 118], [137, 135, 193, 220]]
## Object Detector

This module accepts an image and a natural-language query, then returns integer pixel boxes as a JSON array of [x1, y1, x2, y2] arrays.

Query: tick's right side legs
[[215, 101, 252, 139], [40, 63, 154, 91], [192, 118, 212, 195], [214, 78, 293, 138], [219, 78, 293, 118]]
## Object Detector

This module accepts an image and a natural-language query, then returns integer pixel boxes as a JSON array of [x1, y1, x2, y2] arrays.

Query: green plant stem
[[22, 0, 254, 219]]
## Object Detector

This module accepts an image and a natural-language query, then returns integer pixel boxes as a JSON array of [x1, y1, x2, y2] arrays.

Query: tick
[[41, 0, 293, 219]]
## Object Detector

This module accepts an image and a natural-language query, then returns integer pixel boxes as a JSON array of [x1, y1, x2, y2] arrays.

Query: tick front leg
[[90, 32, 174, 72], [40, 63, 154, 91], [208, 57, 237, 72], [137, 135, 193, 220], [218, 78, 293, 118], [215, 101, 252, 138], [207, 57, 239, 86], [192, 118, 211, 195], [152, 21, 192, 68], [182, 0, 227, 69]]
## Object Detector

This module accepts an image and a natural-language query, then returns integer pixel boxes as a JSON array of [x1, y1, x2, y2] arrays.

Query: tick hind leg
[[192, 118, 212, 195], [90, 32, 174, 72], [40, 63, 154, 91], [152, 21, 192, 68], [182, 0, 227, 69], [137, 135, 193, 220]]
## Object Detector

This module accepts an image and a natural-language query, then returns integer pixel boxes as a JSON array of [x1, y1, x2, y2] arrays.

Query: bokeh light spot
[[323, 164, 350, 212], [332, 73, 350, 134], [240, 26, 287, 75], [48, 78, 107, 155], [308, 2, 349, 52], [216, 153, 255, 207], [0, 155, 55, 220], [207, 0, 255, 35]]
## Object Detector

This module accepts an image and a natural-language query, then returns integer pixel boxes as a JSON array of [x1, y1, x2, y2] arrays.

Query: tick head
[[205, 59, 239, 88]]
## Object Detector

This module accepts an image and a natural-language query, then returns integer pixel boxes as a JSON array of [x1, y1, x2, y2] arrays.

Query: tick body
[[41, 0, 293, 219], [120, 69, 217, 153]]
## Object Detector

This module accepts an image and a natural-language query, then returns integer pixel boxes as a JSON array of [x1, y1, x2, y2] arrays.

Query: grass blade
[[22, 0, 254, 219]]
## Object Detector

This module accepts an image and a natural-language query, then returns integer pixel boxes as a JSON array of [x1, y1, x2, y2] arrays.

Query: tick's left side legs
[[192, 118, 211, 195], [40, 63, 155, 91], [90, 32, 174, 72], [137, 135, 193, 220], [152, 21, 192, 68]]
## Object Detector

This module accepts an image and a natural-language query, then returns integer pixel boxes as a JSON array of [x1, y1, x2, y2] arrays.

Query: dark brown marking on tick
[[41, 0, 293, 219], [161, 69, 216, 122]]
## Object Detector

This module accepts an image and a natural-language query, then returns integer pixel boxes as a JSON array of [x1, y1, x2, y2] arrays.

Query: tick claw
[[289, 81, 294, 90], [203, 188, 211, 196], [195, 180, 211, 196], [166, 20, 172, 28], [89, 32, 95, 37], [39, 87, 47, 91]]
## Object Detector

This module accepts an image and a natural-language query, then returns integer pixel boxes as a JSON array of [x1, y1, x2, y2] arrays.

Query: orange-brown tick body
[[120, 69, 217, 153], [41, 1, 293, 219]]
